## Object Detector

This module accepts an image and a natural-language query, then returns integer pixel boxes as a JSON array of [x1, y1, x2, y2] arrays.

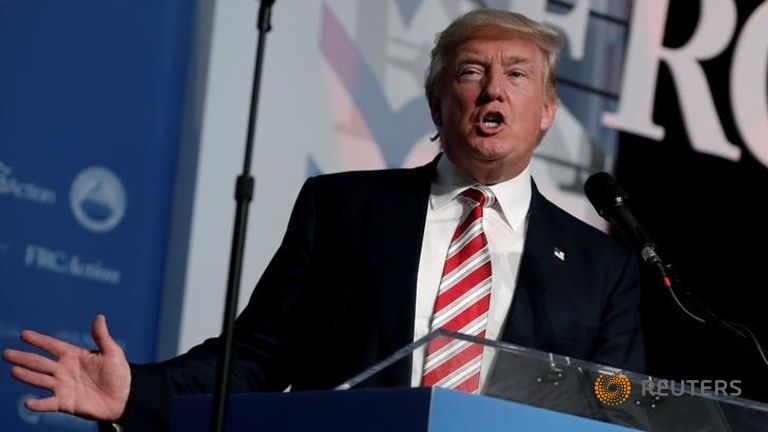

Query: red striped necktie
[[422, 186, 494, 393]]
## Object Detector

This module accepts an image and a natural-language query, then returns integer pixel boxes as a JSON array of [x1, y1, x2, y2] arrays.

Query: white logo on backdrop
[[0, 160, 56, 205], [24, 244, 122, 285], [69, 166, 126, 233]]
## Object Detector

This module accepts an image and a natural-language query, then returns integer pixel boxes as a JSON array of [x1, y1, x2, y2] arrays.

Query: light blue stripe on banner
[[429, 388, 642, 431]]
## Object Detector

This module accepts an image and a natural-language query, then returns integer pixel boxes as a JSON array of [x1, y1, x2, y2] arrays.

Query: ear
[[539, 93, 557, 131]]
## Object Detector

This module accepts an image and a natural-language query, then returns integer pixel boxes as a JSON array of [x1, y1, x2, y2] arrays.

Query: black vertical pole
[[209, 1, 275, 432]]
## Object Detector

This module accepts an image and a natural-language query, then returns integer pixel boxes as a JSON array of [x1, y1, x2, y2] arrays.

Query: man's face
[[434, 26, 556, 182]]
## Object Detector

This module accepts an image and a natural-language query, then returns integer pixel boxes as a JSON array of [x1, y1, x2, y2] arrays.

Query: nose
[[479, 66, 506, 104]]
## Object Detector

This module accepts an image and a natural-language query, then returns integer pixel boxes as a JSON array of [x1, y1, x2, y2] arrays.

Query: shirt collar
[[430, 154, 532, 232]]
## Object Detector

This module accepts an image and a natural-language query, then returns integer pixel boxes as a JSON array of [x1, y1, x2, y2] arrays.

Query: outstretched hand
[[2, 314, 131, 421]]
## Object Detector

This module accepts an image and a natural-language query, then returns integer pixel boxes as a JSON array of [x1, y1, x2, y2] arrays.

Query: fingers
[[19, 330, 75, 358], [2, 349, 58, 374], [10, 366, 56, 391], [91, 314, 120, 356], [25, 396, 60, 413]]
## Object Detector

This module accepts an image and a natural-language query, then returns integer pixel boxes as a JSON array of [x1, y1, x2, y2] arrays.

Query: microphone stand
[[210, 1, 275, 431], [643, 241, 768, 371]]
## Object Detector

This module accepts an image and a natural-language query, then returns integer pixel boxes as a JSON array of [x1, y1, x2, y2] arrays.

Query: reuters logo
[[594, 373, 631, 405]]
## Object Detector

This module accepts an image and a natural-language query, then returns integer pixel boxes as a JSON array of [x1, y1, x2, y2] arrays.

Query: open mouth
[[477, 111, 505, 131]]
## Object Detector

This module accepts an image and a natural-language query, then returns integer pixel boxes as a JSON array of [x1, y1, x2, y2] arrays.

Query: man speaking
[[3, 8, 644, 430]]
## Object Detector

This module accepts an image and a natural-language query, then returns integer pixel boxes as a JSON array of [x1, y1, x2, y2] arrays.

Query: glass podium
[[336, 330, 768, 432]]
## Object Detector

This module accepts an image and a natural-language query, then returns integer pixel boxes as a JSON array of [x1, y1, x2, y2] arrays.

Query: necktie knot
[[461, 185, 495, 208]]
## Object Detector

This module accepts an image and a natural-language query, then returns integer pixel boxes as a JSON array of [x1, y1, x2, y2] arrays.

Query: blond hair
[[424, 9, 561, 116]]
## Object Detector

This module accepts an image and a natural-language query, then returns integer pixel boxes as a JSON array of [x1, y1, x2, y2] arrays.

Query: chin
[[467, 141, 514, 161]]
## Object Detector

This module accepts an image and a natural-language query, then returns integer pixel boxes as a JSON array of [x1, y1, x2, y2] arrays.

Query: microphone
[[584, 176, 768, 365], [584, 172, 665, 273]]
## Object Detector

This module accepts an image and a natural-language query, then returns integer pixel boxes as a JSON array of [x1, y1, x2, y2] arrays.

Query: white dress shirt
[[411, 156, 531, 388]]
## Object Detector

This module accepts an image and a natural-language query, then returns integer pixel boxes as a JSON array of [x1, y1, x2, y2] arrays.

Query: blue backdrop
[[0, 0, 196, 430]]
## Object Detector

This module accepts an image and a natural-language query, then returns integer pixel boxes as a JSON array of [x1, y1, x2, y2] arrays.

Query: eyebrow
[[455, 54, 533, 68]]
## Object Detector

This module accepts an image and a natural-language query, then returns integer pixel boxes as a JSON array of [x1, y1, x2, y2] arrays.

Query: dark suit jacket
[[120, 158, 644, 430]]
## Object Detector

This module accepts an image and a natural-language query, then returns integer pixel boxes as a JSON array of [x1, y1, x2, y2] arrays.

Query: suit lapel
[[366, 159, 436, 385], [502, 182, 572, 350]]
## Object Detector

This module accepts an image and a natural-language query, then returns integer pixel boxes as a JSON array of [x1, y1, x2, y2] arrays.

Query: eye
[[508, 70, 526, 78], [457, 66, 483, 81]]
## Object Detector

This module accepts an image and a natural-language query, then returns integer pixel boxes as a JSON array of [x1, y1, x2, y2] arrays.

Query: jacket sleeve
[[118, 177, 319, 431]]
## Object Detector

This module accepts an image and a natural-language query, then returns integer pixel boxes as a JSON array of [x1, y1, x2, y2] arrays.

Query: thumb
[[91, 314, 120, 356]]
